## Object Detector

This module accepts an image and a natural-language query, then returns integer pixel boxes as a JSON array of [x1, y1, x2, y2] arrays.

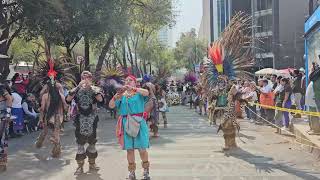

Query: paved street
[[1, 106, 320, 180]]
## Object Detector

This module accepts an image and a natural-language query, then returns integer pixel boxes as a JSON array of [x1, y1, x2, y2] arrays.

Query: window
[[257, 0, 272, 11], [217, 0, 229, 35], [256, 15, 272, 33], [257, 36, 273, 53]]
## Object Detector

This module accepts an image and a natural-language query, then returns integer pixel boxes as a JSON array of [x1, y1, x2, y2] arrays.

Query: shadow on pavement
[[75, 172, 104, 180], [225, 148, 320, 180], [239, 133, 256, 140], [2, 114, 118, 180]]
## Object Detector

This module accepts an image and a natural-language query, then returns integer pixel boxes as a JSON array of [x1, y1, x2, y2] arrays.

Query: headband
[[126, 75, 137, 82]]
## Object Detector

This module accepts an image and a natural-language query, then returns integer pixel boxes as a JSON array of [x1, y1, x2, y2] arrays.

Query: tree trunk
[[112, 53, 117, 68], [95, 34, 114, 73], [143, 59, 147, 74], [134, 45, 140, 77], [43, 38, 51, 60], [84, 35, 90, 71], [122, 42, 127, 70], [0, 28, 9, 81], [126, 37, 135, 75], [66, 46, 72, 58], [0, 8, 10, 81]]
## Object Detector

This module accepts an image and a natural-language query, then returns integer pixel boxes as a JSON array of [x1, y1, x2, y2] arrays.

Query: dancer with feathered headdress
[[203, 12, 256, 150], [34, 58, 69, 157]]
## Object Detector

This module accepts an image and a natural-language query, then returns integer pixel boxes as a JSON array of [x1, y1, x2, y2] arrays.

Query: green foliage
[[9, 38, 44, 64], [174, 28, 207, 70], [129, 0, 175, 38], [16, 0, 176, 75], [137, 36, 178, 78]]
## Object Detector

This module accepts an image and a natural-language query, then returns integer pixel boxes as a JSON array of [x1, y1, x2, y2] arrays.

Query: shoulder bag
[[125, 99, 144, 137]]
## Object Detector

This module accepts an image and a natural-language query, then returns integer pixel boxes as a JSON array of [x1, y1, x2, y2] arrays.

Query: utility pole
[[210, 0, 214, 42], [294, 31, 296, 68]]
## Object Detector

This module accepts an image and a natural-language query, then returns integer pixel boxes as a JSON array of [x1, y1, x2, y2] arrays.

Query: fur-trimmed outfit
[[67, 86, 102, 173]]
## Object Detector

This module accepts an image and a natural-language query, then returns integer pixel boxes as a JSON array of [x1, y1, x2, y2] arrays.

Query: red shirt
[[14, 77, 29, 95]]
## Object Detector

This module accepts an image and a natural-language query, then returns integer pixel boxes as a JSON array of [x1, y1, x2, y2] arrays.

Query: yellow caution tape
[[249, 102, 320, 117]]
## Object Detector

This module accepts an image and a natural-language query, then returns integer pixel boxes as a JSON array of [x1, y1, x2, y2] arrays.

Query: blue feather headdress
[[203, 12, 255, 92]]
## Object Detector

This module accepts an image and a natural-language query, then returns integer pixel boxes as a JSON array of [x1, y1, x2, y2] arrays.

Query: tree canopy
[[174, 28, 207, 70], [0, 0, 184, 81]]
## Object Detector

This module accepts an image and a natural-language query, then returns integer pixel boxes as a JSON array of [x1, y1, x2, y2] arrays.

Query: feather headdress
[[204, 12, 256, 92], [100, 68, 124, 90], [30, 57, 77, 94]]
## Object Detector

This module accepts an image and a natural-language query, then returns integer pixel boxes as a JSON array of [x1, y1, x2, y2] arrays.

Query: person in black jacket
[[292, 69, 303, 110]]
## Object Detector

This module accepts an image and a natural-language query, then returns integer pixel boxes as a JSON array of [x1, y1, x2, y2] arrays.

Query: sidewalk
[[292, 116, 320, 157]]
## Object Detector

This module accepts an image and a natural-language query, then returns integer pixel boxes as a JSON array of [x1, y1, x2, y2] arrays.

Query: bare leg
[[139, 149, 150, 180], [127, 150, 136, 180]]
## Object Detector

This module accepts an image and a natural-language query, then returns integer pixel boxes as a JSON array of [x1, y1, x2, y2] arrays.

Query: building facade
[[198, 0, 211, 44], [305, 2, 320, 84], [252, 0, 308, 69], [200, 0, 308, 69], [198, 0, 251, 44], [158, 26, 173, 47]]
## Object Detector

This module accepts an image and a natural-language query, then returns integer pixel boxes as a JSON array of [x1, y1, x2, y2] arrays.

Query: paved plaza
[[1, 106, 320, 180]]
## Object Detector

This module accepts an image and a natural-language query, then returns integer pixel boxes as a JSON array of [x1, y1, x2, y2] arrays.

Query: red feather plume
[[47, 59, 57, 78], [209, 43, 223, 65]]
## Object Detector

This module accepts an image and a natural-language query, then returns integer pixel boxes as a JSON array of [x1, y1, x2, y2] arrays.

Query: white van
[[7, 62, 33, 80]]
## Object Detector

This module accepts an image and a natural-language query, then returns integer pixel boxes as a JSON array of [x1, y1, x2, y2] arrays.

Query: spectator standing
[[300, 68, 306, 110], [271, 75, 278, 90], [274, 76, 284, 133], [243, 82, 258, 123], [12, 73, 29, 98], [292, 70, 303, 110], [310, 62, 320, 111], [242, 81, 251, 120], [11, 87, 24, 135], [279, 78, 293, 131], [257, 79, 274, 124]]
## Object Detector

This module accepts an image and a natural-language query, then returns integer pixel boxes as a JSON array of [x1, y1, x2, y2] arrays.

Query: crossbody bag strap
[[125, 96, 143, 122], [126, 97, 132, 115]]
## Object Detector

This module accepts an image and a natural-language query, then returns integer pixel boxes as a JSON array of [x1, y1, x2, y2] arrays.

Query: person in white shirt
[[242, 80, 251, 120], [22, 93, 39, 132], [243, 82, 258, 123], [273, 76, 284, 133], [11, 87, 24, 135], [257, 79, 275, 123]]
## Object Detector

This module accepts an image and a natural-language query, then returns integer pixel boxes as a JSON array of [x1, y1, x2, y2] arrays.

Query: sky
[[171, 0, 203, 46]]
